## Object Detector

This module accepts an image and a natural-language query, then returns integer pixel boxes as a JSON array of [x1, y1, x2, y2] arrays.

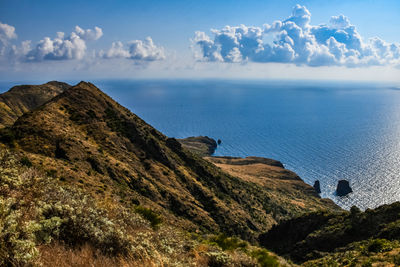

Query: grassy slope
[[1, 148, 291, 266], [206, 156, 338, 222], [0, 81, 70, 128]]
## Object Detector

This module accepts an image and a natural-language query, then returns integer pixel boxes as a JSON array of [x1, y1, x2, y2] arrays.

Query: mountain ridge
[[0, 81, 339, 243], [0, 81, 71, 128]]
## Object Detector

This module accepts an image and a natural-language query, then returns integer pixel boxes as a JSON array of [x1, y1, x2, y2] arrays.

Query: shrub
[[0, 128, 15, 147], [250, 249, 280, 267], [367, 239, 393, 253], [134, 206, 162, 228], [20, 156, 33, 167], [0, 149, 201, 265], [206, 250, 231, 267], [210, 234, 248, 251], [37, 190, 133, 256], [46, 169, 57, 177], [0, 197, 39, 266]]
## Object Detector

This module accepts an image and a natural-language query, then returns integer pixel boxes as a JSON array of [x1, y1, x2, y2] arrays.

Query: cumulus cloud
[[12, 26, 103, 62], [74, 26, 103, 41], [0, 22, 17, 56], [193, 4, 400, 67], [101, 37, 165, 61], [0, 23, 165, 66], [0, 22, 17, 44]]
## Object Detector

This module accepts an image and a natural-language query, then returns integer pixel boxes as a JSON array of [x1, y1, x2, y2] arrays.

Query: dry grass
[[206, 156, 338, 214]]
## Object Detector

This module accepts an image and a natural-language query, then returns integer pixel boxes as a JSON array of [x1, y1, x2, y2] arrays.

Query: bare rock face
[[336, 180, 352, 196], [313, 180, 321, 194]]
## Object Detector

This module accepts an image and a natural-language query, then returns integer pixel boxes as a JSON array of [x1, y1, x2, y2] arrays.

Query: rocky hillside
[[0, 148, 291, 266], [0, 81, 339, 244], [7, 80, 400, 266], [0, 82, 400, 266], [0, 81, 71, 128], [260, 203, 400, 265]]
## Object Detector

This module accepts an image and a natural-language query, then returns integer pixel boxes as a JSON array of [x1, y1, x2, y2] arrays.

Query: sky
[[0, 0, 400, 82]]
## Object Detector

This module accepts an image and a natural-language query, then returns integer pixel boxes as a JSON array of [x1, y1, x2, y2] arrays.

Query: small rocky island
[[313, 180, 321, 193], [336, 180, 353, 196]]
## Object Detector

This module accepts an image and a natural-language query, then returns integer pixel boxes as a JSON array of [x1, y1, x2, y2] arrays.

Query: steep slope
[[0, 148, 290, 267], [0, 81, 340, 242], [259, 203, 400, 265], [0, 81, 70, 128]]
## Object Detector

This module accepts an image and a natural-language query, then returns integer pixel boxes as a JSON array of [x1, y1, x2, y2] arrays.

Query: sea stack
[[313, 180, 321, 193], [336, 180, 352, 196], [217, 139, 222, 145]]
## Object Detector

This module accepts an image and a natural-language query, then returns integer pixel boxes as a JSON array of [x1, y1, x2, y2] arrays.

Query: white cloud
[[284, 4, 311, 29], [0, 22, 17, 44], [330, 15, 351, 29], [102, 41, 130, 58], [14, 26, 103, 62], [193, 5, 400, 67], [101, 37, 165, 61], [0, 22, 17, 56], [74, 26, 103, 41]]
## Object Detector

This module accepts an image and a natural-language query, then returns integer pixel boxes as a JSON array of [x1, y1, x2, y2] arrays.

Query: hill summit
[[0, 81, 70, 128]]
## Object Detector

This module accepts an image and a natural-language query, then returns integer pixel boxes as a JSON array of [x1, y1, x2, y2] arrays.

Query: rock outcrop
[[177, 136, 217, 156], [336, 180, 352, 196], [313, 180, 321, 193]]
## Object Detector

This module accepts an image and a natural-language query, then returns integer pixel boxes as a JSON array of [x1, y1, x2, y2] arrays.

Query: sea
[[2, 79, 400, 210]]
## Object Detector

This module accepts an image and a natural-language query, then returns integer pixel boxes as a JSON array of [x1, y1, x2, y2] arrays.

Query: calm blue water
[[2, 79, 400, 210]]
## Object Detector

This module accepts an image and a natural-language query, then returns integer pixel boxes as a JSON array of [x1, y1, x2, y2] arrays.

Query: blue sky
[[0, 0, 400, 82]]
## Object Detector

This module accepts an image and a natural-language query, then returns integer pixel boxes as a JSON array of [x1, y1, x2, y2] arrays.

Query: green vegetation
[[367, 238, 393, 253], [134, 206, 163, 228], [209, 233, 248, 251], [0, 149, 270, 266], [20, 156, 32, 167], [250, 249, 280, 267], [260, 204, 400, 265], [4, 81, 400, 266], [0, 127, 15, 147]]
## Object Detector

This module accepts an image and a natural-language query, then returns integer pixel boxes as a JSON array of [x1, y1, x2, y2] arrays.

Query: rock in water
[[336, 180, 352, 196], [217, 139, 222, 145], [313, 180, 321, 193]]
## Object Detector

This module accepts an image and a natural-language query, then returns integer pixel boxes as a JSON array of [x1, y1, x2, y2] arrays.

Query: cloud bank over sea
[[193, 5, 400, 67]]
